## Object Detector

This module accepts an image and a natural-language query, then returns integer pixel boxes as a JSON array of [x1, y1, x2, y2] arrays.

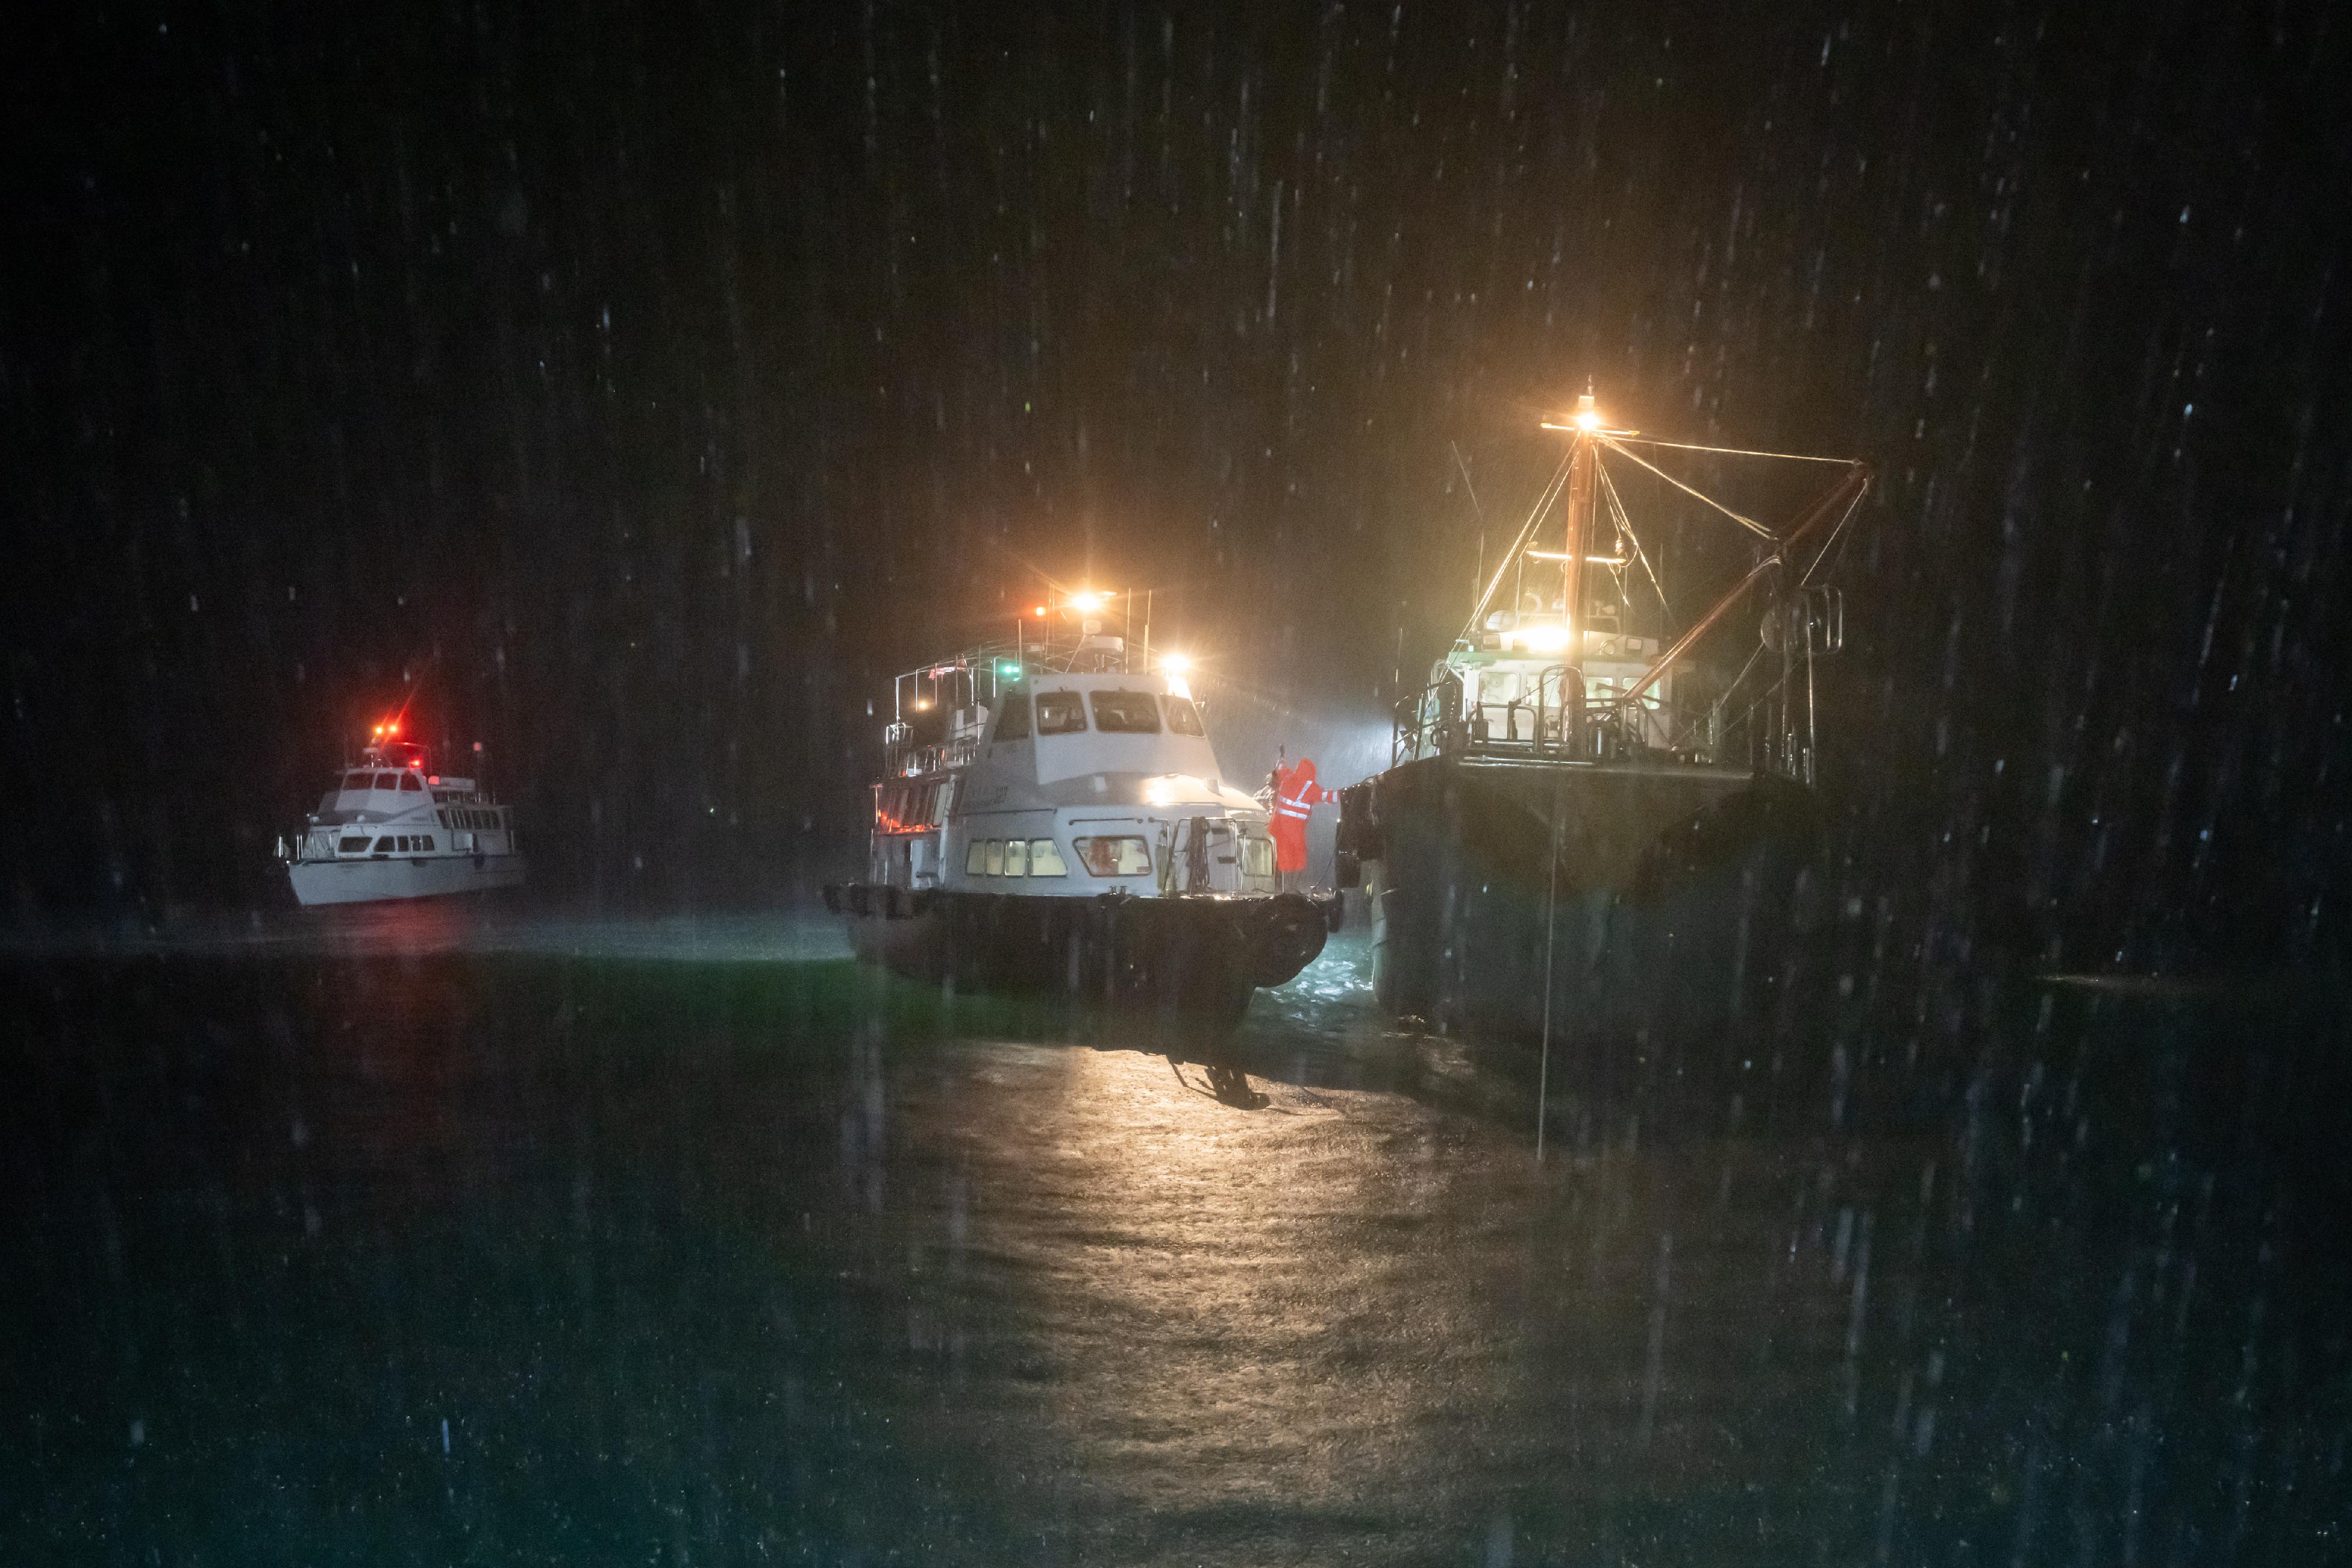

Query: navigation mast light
[[1158, 652, 1192, 674], [1068, 591, 1105, 613]]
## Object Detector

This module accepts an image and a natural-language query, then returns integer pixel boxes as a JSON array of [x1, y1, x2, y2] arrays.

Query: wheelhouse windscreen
[[1090, 690, 1161, 733], [1034, 691, 1087, 734], [1163, 696, 1205, 735], [993, 690, 1032, 740]]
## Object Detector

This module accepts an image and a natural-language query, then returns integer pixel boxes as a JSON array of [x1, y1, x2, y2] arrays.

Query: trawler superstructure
[[1337, 394, 1871, 1051], [280, 724, 525, 906], [826, 601, 1334, 1025]]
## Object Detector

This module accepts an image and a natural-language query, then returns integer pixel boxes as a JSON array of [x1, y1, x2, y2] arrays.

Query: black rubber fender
[[1234, 891, 1331, 988]]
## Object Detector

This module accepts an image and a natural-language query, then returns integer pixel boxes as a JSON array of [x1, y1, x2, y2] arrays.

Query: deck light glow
[[1069, 591, 1104, 613], [1159, 652, 1192, 674], [1573, 408, 1602, 432], [1519, 624, 1572, 654]]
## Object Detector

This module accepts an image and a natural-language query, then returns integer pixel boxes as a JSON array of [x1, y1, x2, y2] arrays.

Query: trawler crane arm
[[1615, 461, 1872, 711]]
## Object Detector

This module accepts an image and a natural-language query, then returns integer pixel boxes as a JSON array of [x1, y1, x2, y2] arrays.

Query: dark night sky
[[6, 1, 2348, 971]]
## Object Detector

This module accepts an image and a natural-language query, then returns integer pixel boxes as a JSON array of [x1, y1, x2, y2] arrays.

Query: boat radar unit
[[824, 592, 1337, 1028]]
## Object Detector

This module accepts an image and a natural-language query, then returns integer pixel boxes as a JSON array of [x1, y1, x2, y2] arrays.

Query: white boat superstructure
[[872, 657, 1278, 901], [829, 620, 1332, 1025], [280, 737, 525, 907]]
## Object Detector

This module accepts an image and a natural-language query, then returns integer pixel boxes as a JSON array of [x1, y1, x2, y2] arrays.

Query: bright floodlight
[[1519, 624, 1572, 654], [1069, 591, 1104, 613], [1573, 408, 1602, 432], [1160, 651, 1192, 674]]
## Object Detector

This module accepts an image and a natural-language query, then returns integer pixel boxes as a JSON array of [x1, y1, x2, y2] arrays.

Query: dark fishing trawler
[[824, 594, 1337, 1029], [1335, 394, 1871, 1058]]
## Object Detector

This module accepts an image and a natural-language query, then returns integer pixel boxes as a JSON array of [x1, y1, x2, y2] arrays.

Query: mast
[[1558, 392, 1599, 642]]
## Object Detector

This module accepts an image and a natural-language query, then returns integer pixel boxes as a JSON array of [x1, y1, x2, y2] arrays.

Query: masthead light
[[1069, 591, 1104, 613], [1159, 651, 1192, 674], [1573, 407, 1602, 432]]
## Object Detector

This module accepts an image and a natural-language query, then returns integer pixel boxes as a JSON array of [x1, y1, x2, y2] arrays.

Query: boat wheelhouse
[[280, 731, 525, 906], [827, 609, 1334, 1027]]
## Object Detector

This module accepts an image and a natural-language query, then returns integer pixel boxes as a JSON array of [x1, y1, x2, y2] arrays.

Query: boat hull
[[1347, 756, 1828, 1049], [288, 853, 527, 907], [823, 884, 1335, 1029]]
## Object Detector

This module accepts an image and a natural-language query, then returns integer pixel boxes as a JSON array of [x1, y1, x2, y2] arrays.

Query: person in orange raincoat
[[1268, 755, 1335, 890]]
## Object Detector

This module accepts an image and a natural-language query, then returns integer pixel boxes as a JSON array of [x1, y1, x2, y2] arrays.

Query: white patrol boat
[[279, 724, 526, 907], [824, 599, 1336, 1028]]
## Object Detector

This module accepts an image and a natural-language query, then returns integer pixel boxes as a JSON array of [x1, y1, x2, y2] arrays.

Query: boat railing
[[1389, 664, 1733, 770], [887, 734, 980, 779]]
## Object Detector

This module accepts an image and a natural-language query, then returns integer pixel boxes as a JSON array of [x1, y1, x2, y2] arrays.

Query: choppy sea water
[[4, 906, 2346, 1563]]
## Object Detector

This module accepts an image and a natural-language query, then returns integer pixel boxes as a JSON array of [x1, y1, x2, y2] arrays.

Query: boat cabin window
[[965, 839, 988, 875], [343, 771, 372, 791], [1244, 838, 1274, 878], [374, 773, 398, 790], [373, 837, 395, 854], [1002, 840, 1028, 877], [1163, 696, 1205, 735], [339, 835, 372, 854], [983, 840, 1005, 875], [400, 773, 424, 792], [1073, 835, 1152, 877], [1089, 690, 1161, 734], [1034, 691, 1087, 735], [992, 691, 1031, 741], [1029, 838, 1069, 877]]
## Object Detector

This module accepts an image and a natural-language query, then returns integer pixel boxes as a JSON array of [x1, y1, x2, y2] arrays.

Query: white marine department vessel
[[825, 612, 1335, 1026], [280, 734, 526, 907]]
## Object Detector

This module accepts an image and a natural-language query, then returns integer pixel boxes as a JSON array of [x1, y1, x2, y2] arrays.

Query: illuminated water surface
[[5, 910, 2342, 1562]]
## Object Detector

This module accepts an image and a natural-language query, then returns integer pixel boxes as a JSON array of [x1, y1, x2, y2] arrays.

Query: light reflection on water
[[2, 907, 2342, 1563]]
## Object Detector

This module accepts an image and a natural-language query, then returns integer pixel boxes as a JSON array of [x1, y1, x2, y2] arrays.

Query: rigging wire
[[1599, 437, 1776, 539], [1457, 444, 1574, 648], [1450, 440, 1488, 604], [1609, 436, 1859, 465], [1596, 460, 1672, 619], [1799, 485, 1869, 588]]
